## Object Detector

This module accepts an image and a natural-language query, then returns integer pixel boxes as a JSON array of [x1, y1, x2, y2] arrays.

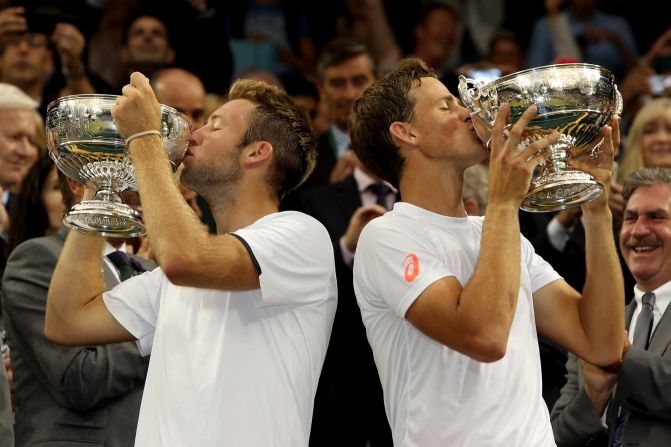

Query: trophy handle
[[613, 84, 623, 117], [458, 75, 483, 118]]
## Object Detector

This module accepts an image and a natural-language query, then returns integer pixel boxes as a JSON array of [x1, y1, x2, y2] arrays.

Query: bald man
[[151, 68, 206, 130], [151, 68, 214, 231]]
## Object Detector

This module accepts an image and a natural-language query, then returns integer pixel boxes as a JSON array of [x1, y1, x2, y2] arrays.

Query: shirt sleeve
[[102, 268, 165, 356], [233, 212, 336, 307], [522, 234, 562, 292], [354, 218, 452, 319]]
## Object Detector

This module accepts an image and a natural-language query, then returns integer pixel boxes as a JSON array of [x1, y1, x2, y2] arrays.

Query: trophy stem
[[543, 140, 569, 175], [91, 177, 123, 204], [63, 177, 145, 238]]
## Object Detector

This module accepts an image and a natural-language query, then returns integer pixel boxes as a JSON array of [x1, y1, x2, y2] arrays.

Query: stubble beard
[[181, 160, 242, 210]]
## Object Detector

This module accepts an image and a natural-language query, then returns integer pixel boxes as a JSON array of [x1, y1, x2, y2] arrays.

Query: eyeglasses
[[4, 33, 48, 49]]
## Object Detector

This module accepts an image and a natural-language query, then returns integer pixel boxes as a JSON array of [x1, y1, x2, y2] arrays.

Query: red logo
[[403, 253, 419, 282]]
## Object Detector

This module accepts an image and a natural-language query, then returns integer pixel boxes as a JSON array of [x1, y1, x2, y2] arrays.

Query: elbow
[[161, 251, 200, 286], [44, 312, 65, 345], [469, 337, 507, 363], [584, 347, 622, 368], [44, 312, 83, 347], [44, 323, 71, 346], [459, 330, 508, 363]]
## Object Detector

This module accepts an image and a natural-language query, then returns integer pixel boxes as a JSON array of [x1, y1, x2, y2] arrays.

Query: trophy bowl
[[46, 94, 190, 237], [458, 63, 622, 212]]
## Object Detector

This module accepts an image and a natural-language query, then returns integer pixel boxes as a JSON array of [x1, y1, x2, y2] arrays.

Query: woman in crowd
[[5, 152, 65, 257]]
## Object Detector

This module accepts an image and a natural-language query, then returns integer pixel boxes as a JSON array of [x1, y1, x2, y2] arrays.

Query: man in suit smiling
[[1, 173, 154, 446], [551, 166, 671, 446]]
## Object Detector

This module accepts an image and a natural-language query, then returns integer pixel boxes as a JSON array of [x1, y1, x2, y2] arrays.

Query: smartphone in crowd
[[649, 74, 671, 97], [466, 68, 502, 84]]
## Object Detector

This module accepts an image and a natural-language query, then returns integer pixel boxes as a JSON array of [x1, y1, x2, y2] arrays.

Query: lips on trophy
[[458, 63, 623, 212], [46, 94, 190, 237]]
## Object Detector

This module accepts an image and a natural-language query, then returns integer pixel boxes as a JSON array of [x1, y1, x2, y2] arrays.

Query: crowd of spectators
[[1, 0, 671, 445]]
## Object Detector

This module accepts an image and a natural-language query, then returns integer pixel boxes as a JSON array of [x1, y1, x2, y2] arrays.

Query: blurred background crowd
[[1, 0, 671, 445]]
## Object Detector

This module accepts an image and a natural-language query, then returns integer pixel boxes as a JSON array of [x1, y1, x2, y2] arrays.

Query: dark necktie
[[632, 292, 655, 349], [609, 292, 656, 446], [107, 251, 138, 281], [368, 183, 392, 209]]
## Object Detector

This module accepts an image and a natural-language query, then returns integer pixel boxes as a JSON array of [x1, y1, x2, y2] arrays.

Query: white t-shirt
[[353, 203, 561, 447], [103, 211, 337, 446]]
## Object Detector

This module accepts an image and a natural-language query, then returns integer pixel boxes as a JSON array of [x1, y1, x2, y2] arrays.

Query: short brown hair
[[228, 79, 316, 200], [350, 58, 435, 188]]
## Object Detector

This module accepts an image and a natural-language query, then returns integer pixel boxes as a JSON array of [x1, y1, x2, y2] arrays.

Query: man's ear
[[241, 141, 273, 169], [66, 177, 84, 201], [389, 121, 417, 146]]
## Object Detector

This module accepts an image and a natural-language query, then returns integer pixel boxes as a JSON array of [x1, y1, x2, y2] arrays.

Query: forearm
[[579, 206, 624, 364], [45, 231, 106, 341], [547, 12, 582, 61], [60, 65, 96, 96], [361, 0, 402, 72], [459, 203, 521, 340], [129, 136, 210, 268]]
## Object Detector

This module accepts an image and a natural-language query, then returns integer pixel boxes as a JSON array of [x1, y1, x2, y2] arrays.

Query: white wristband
[[125, 130, 162, 146]]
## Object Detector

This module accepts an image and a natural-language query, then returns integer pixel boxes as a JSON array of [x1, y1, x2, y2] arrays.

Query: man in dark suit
[[296, 165, 393, 446], [551, 166, 671, 446], [1, 174, 154, 446], [288, 38, 376, 200]]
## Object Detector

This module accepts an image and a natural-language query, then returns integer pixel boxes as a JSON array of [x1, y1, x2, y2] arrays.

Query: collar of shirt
[[2, 190, 9, 207], [103, 241, 128, 256], [353, 167, 397, 207], [630, 281, 671, 340], [330, 124, 350, 158]]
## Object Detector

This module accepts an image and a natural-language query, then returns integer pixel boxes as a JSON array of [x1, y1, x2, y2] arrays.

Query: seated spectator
[[618, 98, 671, 183], [0, 83, 41, 272], [5, 151, 64, 257], [282, 37, 376, 212], [1, 171, 154, 446], [551, 166, 671, 446], [0, 5, 96, 115]]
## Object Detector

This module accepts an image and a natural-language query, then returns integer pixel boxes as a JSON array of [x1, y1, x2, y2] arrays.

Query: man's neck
[[210, 186, 279, 234], [399, 160, 467, 217]]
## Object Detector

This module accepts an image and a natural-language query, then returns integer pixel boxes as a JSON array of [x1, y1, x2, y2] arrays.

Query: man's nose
[[455, 103, 471, 122], [14, 136, 35, 157], [631, 218, 651, 236]]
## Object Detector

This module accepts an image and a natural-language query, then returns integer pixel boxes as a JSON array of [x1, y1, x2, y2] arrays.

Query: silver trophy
[[46, 94, 190, 237], [458, 63, 622, 212]]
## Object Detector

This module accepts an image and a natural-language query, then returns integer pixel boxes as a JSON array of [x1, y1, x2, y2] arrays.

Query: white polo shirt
[[353, 203, 560, 447], [103, 211, 337, 446]]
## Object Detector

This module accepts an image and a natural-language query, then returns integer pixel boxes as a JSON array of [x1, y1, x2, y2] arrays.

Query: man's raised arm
[[45, 230, 135, 346]]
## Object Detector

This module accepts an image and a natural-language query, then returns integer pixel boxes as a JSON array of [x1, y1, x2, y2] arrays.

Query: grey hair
[[0, 83, 38, 110], [623, 167, 671, 202]]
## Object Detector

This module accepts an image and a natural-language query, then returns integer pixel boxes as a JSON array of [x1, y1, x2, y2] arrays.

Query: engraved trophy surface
[[46, 94, 190, 237], [458, 63, 622, 212]]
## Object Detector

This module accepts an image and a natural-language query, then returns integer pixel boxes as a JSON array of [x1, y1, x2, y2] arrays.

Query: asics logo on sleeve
[[403, 253, 419, 282]]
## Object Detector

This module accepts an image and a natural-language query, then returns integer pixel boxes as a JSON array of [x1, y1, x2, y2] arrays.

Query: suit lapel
[[649, 302, 671, 352], [625, 300, 636, 329]]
